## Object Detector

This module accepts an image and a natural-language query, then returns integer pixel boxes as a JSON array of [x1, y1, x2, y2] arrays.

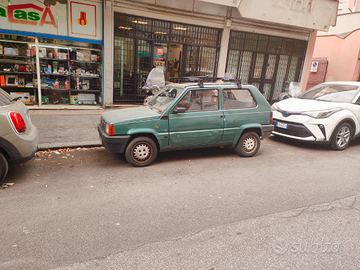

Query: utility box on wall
[[306, 58, 328, 90]]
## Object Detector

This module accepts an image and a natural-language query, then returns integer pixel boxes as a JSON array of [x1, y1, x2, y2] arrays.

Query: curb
[[38, 141, 103, 151]]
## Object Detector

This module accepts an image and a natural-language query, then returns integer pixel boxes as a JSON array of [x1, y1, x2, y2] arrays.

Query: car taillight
[[270, 111, 273, 124], [9, 112, 27, 133]]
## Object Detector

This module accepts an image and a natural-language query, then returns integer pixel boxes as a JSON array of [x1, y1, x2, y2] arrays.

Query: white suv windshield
[[299, 84, 360, 103], [147, 87, 184, 112], [0, 88, 12, 106]]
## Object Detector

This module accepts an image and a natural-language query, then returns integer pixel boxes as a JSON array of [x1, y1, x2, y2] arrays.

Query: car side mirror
[[172, 106, 186, 114]]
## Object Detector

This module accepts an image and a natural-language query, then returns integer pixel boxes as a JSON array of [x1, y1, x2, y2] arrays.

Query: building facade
[[0, 0, 339, 107], [307, 0, 360, 89], [103, 0, 338, 106]]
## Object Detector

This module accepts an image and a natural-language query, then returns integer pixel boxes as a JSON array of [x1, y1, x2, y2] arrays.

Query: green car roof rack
[[168, 76, 242, 88]]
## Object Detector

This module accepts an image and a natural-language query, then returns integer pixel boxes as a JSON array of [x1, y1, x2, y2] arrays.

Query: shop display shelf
[[71, 75, 101, 78], [40, 73, 70, 77], [71, 89, 101, 92], [0, 71, 35, 74], [40, 58, 69, 62]]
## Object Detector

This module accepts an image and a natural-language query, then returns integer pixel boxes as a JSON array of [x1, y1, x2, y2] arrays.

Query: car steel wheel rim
[[336, 126, 350, 147], [242, 136, 257, 153], [133, 143, 151, 161]]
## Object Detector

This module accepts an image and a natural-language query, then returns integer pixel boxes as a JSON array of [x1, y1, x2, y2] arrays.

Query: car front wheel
[[0, 152, 9, 184], [125, 137, 158, 167], [236, 132, 260, 157], [330, 123, 352, 150]]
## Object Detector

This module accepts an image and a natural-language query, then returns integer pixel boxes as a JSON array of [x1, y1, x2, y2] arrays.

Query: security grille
[[226, 30, 307, 103], [114, 13, 221, 104]]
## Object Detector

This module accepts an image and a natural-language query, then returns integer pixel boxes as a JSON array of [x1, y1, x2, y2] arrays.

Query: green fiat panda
[[98, 78, 273, 167]]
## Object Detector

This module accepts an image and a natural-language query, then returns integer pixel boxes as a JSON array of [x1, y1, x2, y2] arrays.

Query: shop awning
[[199, 0, 338, 32]]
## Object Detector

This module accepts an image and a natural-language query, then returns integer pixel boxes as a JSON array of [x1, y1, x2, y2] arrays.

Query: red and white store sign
[[0, 0, 102, 40]]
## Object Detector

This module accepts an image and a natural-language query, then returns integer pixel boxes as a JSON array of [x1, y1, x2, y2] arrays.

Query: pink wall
[[312, 29, 360, 82]]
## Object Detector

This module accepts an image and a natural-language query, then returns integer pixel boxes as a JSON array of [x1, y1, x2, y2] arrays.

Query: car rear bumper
[[0, 124, 38, 164], [260, 124, 274, 139], [97, 124, 131, 153]]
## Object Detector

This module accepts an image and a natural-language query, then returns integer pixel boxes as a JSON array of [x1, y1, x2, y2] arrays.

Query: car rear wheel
[[236, 132, 260, 157], [0, 152, 9, 184], [330, 123, 352, 150], [125, 137, 158, 167]]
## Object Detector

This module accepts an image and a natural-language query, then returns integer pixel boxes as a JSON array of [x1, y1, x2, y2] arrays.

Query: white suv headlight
[[300, 108, 343, 118]]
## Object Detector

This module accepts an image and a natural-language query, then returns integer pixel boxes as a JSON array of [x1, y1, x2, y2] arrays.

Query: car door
[[168, 88, 224, 147]]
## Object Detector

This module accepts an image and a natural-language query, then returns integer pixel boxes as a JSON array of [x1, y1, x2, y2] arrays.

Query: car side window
[[177, 89, 219, 112], [223, 89, 256, 110]]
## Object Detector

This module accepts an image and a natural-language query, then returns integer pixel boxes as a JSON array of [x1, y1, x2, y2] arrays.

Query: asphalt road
[[1, 136, 360, 269]]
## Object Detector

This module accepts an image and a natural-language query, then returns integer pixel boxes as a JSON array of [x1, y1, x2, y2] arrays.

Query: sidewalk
[[30, 109, 107, 150]]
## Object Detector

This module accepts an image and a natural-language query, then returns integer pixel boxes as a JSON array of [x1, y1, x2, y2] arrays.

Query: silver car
[[0, 89, 38, 184]]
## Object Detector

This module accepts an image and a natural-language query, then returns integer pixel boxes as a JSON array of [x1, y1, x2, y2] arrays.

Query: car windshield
[[0, 88, 12, 106], [298, 84, 360, 103], [147, 86, 184, 112]]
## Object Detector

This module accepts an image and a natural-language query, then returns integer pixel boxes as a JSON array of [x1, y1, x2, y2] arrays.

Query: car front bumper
[[97, 124, 131, 153], [272, 111, 330, 142]]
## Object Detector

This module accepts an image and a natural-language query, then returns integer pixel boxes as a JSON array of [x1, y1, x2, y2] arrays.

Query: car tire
[[236, 132, 260, 157], [125, 136, 158, 167], [0, 152, 9, 184], [330, 122, 352, 151]]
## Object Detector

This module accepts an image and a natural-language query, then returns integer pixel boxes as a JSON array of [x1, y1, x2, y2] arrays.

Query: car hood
[[101, 106, 161, 124], [274, 98, 348, 112]]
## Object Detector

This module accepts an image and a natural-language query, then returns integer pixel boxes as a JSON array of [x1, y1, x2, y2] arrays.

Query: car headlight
[[300, 108, 343, 118], [271, 103, 279, 111]]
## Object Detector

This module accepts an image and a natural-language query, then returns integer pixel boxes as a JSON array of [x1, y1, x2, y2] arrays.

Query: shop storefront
[[226, 31, 307, 103], [113, 13, 222, 104], [0, 0, 103, 107]]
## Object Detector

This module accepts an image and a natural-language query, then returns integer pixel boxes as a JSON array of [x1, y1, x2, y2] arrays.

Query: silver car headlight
[[271, 103, 279, 111], [300, 108, 343, 118]]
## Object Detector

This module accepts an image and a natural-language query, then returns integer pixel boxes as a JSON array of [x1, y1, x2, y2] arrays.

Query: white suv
[[0, 89, 38, 183]]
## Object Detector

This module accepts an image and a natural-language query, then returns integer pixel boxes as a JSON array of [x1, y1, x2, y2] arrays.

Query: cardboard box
[[70, 95, 78, 105], [10, 92, 30, 103]]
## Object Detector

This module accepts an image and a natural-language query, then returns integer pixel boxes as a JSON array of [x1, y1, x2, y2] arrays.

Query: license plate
[[276, 122, 288, 129]]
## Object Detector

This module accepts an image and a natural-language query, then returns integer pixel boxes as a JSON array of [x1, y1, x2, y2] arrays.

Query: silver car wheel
[[242, 136, 257, 153], [133, 143, 151, 161], [336, 126, 350, 148], [235, 132, 260, 157]]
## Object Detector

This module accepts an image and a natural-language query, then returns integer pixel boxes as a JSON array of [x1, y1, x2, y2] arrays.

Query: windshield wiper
[[146, 103, 161, 113]]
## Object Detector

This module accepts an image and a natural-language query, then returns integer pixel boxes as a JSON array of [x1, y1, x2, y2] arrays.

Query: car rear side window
[[223, 89, 256, 110], [177, 89, 219, 112], [0, 89, 11, 106]]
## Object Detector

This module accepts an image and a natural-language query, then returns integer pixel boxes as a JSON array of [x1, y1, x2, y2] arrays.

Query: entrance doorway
[[113, 13, 222, 104], [167, 43, 183, 80]]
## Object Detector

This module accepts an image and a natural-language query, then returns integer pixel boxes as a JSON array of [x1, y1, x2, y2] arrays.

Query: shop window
[[0, 33, 103, 106], [223, 89, 256, 110]]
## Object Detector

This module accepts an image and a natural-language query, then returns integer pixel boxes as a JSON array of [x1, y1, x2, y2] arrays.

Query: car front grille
[[100, 117, 106, 131], [274, 120, 314, 138]]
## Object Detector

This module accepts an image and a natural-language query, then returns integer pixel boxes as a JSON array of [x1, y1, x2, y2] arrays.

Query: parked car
[[98, 78, 273, 166], [0, 89, 38, 183], [272, 81, 360, 150]]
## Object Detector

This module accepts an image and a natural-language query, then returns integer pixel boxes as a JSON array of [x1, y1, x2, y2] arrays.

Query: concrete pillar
[[103, 0, 114, 106], [301, 30, 317, 92], [217, 19, 231, 78]]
